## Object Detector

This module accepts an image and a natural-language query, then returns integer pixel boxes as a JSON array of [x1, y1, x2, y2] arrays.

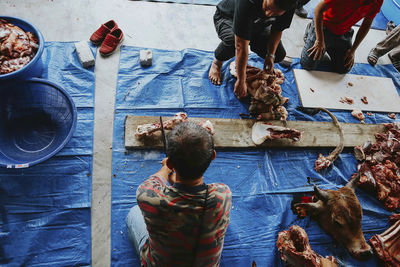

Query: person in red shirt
[[300, 0, 383, 73]]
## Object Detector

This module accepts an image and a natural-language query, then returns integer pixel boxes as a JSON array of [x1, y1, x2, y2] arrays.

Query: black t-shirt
[[217, 0, 295, 40]]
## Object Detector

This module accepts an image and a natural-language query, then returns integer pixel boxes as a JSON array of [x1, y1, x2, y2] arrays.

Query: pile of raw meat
[[0, 19, 39, 74], [230, 62, 288, 121], [353, 122, 400, 211], [369, 214, 400, 266], [135, 112, 215, 138], [276, 225, 338, 267]]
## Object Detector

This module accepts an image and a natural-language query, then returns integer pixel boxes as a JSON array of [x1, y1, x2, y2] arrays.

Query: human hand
[[161, 158, 168, 167], [160, 158, 172, 171], [263, 55, 274, 74], [160, 158, 175, 184], [344, 49, 355, 70], [307, 40, 325, 60], [167, 171, 176, 185], [234, 79, 248, 99]]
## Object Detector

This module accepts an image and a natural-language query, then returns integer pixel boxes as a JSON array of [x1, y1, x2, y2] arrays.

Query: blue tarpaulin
[[0, 42, 95, 266], [111, 46, 399, 266], [303, 0, 389, 31]]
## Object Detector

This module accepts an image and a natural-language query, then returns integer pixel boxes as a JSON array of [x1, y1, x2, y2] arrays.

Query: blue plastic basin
[[0, 78, 77, 168], [381, 0, 400, 25], [0, 16, 45, 81]]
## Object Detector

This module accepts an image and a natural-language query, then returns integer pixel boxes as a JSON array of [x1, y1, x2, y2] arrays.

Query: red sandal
[[90, 20, 118, 46]]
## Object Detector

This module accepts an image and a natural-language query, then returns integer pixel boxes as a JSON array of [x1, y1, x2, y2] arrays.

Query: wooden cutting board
[[294, 69, 400, 113], [125, 115, 385, 149]]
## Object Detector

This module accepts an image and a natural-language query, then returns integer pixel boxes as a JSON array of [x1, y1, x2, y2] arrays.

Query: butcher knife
[[159, 116, 167, 154], [160, 116, 175, 180]]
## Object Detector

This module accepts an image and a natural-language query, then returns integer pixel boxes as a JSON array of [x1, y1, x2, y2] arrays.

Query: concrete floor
[[1, 0, 392, 266]]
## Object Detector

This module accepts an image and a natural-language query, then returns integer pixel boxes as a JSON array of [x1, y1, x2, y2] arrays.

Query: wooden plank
[[125, 115, 385, 149], [294, 69, 400, 113]]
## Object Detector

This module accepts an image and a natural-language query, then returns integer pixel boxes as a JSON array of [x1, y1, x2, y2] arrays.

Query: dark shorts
[[300, 20, 354, 74], [213, 9, 286, 62]]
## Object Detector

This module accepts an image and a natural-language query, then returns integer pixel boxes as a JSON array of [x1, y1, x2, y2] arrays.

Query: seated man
[[300, 0, 383, 73], [126, 122, 232, 267], [368, 22, 400, 72], [208, 0, 297, 99]]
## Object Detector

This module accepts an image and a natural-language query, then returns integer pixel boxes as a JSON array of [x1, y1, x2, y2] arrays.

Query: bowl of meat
[[0, 16, 44, 80]]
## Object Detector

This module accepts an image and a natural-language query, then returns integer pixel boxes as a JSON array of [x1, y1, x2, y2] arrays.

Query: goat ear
[[346, 173, 360, 190], [314, 185, 330, 202]]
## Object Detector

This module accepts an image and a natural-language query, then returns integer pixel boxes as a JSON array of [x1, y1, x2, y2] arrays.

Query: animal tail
[[319, 107, 344, 162]]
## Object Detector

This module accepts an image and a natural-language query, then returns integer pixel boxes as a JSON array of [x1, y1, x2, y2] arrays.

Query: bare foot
[[208, 59, 223, 85]]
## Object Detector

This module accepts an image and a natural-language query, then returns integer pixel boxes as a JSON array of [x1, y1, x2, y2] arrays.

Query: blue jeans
[[126, 205, 149, 256], [300, 20, 354, 74]]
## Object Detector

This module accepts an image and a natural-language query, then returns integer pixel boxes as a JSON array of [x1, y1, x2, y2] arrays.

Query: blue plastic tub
[[0, 16, 44, 81], [381, 0, 400, 25], [0, 78, 77, 168]]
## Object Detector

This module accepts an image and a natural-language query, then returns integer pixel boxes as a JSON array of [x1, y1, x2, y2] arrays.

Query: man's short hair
[[166, 122, 214, 180], [275, 0, 297, 11]]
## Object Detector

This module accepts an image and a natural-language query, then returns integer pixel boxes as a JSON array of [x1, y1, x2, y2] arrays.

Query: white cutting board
[[293, 69, 400, 113]]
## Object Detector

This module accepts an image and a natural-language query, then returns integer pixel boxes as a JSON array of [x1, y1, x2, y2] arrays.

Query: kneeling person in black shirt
[[208, 0, 297, 99]]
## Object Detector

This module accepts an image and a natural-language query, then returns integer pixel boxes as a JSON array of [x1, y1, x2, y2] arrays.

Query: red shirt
[[323, 0, 383, 35]]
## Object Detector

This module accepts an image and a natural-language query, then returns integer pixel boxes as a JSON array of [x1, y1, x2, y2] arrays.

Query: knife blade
[[159, 116, 167, 154]]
